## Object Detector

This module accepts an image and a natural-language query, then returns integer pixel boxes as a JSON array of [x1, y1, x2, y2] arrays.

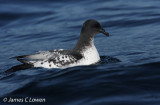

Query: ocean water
[[0, 0, 160, 105]]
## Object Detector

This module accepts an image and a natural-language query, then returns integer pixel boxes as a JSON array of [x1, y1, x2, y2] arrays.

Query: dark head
[[72, 19, 109, 52], [81, 19, 109, 37]]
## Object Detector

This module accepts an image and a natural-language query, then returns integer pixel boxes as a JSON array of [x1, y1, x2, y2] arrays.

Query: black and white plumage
[[12, 19, 109, 69]]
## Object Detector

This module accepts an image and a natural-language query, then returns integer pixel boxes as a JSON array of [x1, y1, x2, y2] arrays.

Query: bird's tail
[[5, 64, 33, 73]]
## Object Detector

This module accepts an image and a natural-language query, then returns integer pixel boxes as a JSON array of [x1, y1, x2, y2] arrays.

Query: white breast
[[79, 44, 100, 65]]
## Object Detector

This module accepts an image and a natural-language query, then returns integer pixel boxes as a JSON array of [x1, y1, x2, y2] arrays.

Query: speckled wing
[[13, 49, 83, 67], [12, 49, 69, 60], [47, 51, 83, 67]]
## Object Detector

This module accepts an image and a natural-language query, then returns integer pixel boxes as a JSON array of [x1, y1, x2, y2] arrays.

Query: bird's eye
[[93, 23, 100, 28]]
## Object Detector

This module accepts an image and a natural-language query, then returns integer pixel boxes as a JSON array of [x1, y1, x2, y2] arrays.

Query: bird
[[12, 19, 109, 69]]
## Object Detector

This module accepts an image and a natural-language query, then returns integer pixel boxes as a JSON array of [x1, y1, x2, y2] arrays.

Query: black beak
[[99, 28, 109, 36]]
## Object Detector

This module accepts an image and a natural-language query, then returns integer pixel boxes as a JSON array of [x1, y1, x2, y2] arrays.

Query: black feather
[[10, 55, 28, 59], [5, 64, 33, 73]]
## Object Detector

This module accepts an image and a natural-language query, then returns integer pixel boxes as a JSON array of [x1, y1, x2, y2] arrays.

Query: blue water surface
[[0, 0, 160, 105]]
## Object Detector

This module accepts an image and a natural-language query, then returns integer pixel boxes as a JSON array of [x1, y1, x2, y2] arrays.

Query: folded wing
[[12, 49, 83, 68]]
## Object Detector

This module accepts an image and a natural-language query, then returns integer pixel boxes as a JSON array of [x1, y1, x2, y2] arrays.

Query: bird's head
[[81, 19, 109, 37]]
